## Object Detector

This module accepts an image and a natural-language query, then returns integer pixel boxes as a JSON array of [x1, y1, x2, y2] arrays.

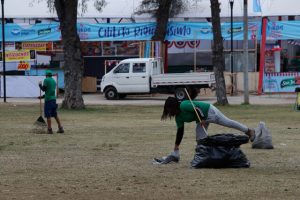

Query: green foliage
[[136, 0, 186, 17], [42, 0, 106, 15]]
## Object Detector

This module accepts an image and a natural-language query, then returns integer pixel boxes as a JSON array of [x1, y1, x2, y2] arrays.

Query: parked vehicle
[[100, 58, 215, 101]]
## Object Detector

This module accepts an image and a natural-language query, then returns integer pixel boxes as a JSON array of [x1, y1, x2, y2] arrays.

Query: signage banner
[[80, 22, 261, 41], [1, 23, 61, 42], [0, 60, 35, 72], [17, 61, 31, 71], [0, 22, 262, 42], [78, 22, 156, 41], [0, 42, 15, 51], [3, 50, 31, 62], [267, 21, 300, 40], [0, 21, 298, 41], [21, 42, 51, 51], [264, 44, 275, 73], [264, 72, 300, 93], [221, 22, 260, 41]]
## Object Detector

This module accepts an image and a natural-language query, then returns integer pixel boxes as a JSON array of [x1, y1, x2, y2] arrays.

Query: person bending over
[[161, 97, 255, 161]]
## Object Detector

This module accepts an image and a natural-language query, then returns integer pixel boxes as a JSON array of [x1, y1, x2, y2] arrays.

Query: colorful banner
[[2, 21, 300, 41], [17, 61, 31, 71], [0, 42, 15, 51], [4, 50, 31, 62], [221, 22, 260, 40], [267, 21, 300, 40], [167, 22, 261, 41], [2, 23, 60, 42], [21, 42, 52, 51], [263, 72, 300, 93], [0, 22, 262, 42], [0, 60, 35, 72], [264, 44, 275, 73]]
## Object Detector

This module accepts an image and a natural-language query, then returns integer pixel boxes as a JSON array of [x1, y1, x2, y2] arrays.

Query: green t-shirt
[[43, 77, 56, 101], [175, 100, 211, 128]]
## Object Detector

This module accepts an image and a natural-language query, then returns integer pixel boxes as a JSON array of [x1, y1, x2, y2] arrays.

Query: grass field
[[0, 103, 299, 200]]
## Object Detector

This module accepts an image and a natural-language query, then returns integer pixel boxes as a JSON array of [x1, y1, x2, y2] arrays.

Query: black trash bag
[[198, 133, 249, 147], [191, 134, 250, 168]]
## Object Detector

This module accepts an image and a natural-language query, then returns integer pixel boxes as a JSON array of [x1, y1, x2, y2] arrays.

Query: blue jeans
[[196, 105, 249, 141]]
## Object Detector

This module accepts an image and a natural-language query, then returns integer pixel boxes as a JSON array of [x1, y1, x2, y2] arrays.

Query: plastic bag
[[252, 122, 274, 149], [191, 134, 250, 168]]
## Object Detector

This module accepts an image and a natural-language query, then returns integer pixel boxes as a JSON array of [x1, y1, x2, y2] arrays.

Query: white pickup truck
[[100, 58, 215, 100]]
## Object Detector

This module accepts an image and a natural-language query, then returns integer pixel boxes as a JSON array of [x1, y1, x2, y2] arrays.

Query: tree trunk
[[210, 0, 228, 105], [152, 0, 172, 41], [55, 0, 85, 109]]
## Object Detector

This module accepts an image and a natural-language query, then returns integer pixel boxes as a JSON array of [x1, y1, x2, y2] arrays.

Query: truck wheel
[[105, 87, 119, 100], [174, 88, 187, 101]]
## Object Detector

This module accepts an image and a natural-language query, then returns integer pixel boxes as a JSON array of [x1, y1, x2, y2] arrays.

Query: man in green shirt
[[39, 70, 64, 134], [160, 97, 255, 162]]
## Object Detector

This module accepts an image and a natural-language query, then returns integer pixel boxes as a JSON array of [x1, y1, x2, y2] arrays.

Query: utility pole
[[1, 0, 6, 102], [229, 0, 234, 95], [243, 0, 249, 104]]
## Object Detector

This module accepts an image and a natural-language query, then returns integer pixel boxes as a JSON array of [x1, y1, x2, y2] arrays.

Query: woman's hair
[[161, 97, 180, 121]]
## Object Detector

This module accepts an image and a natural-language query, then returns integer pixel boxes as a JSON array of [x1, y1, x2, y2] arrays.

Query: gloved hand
[[37, 95, 45, 99], [153, 150, 180, 164], [38, 81, 42, 87]]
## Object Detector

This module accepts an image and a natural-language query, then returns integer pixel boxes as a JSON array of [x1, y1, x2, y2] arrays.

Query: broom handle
[[184, 88, 208, 134], [39, 88, 42, 116]]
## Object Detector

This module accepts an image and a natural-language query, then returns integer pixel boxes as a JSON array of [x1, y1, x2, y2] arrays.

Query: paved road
[[1, 93, 296, 106]]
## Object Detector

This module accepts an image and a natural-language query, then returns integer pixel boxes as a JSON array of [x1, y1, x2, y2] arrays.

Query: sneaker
[[246, 129, 256, 142], [57, 127, 64, 133], [47, 128, 53, 134]]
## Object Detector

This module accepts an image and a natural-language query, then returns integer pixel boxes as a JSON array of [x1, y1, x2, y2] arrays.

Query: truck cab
[[101, 58, 215, 100]]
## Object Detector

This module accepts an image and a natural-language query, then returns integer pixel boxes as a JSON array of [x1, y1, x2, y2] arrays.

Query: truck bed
[[151, 72, 215, 87]]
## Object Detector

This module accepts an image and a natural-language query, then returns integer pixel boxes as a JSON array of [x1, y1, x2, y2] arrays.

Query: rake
[[35, 88, 46, 126]]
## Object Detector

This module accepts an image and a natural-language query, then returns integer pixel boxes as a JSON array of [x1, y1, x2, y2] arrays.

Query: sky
[[0, 0, 300, 19]]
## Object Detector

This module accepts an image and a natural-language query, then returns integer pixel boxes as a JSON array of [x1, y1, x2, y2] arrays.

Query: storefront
[[259, 20, 300, 93], [1, 20, 300, 96]]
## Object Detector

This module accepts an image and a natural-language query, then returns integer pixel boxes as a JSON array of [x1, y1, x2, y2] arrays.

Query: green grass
[[0, 103, 299, 200]]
